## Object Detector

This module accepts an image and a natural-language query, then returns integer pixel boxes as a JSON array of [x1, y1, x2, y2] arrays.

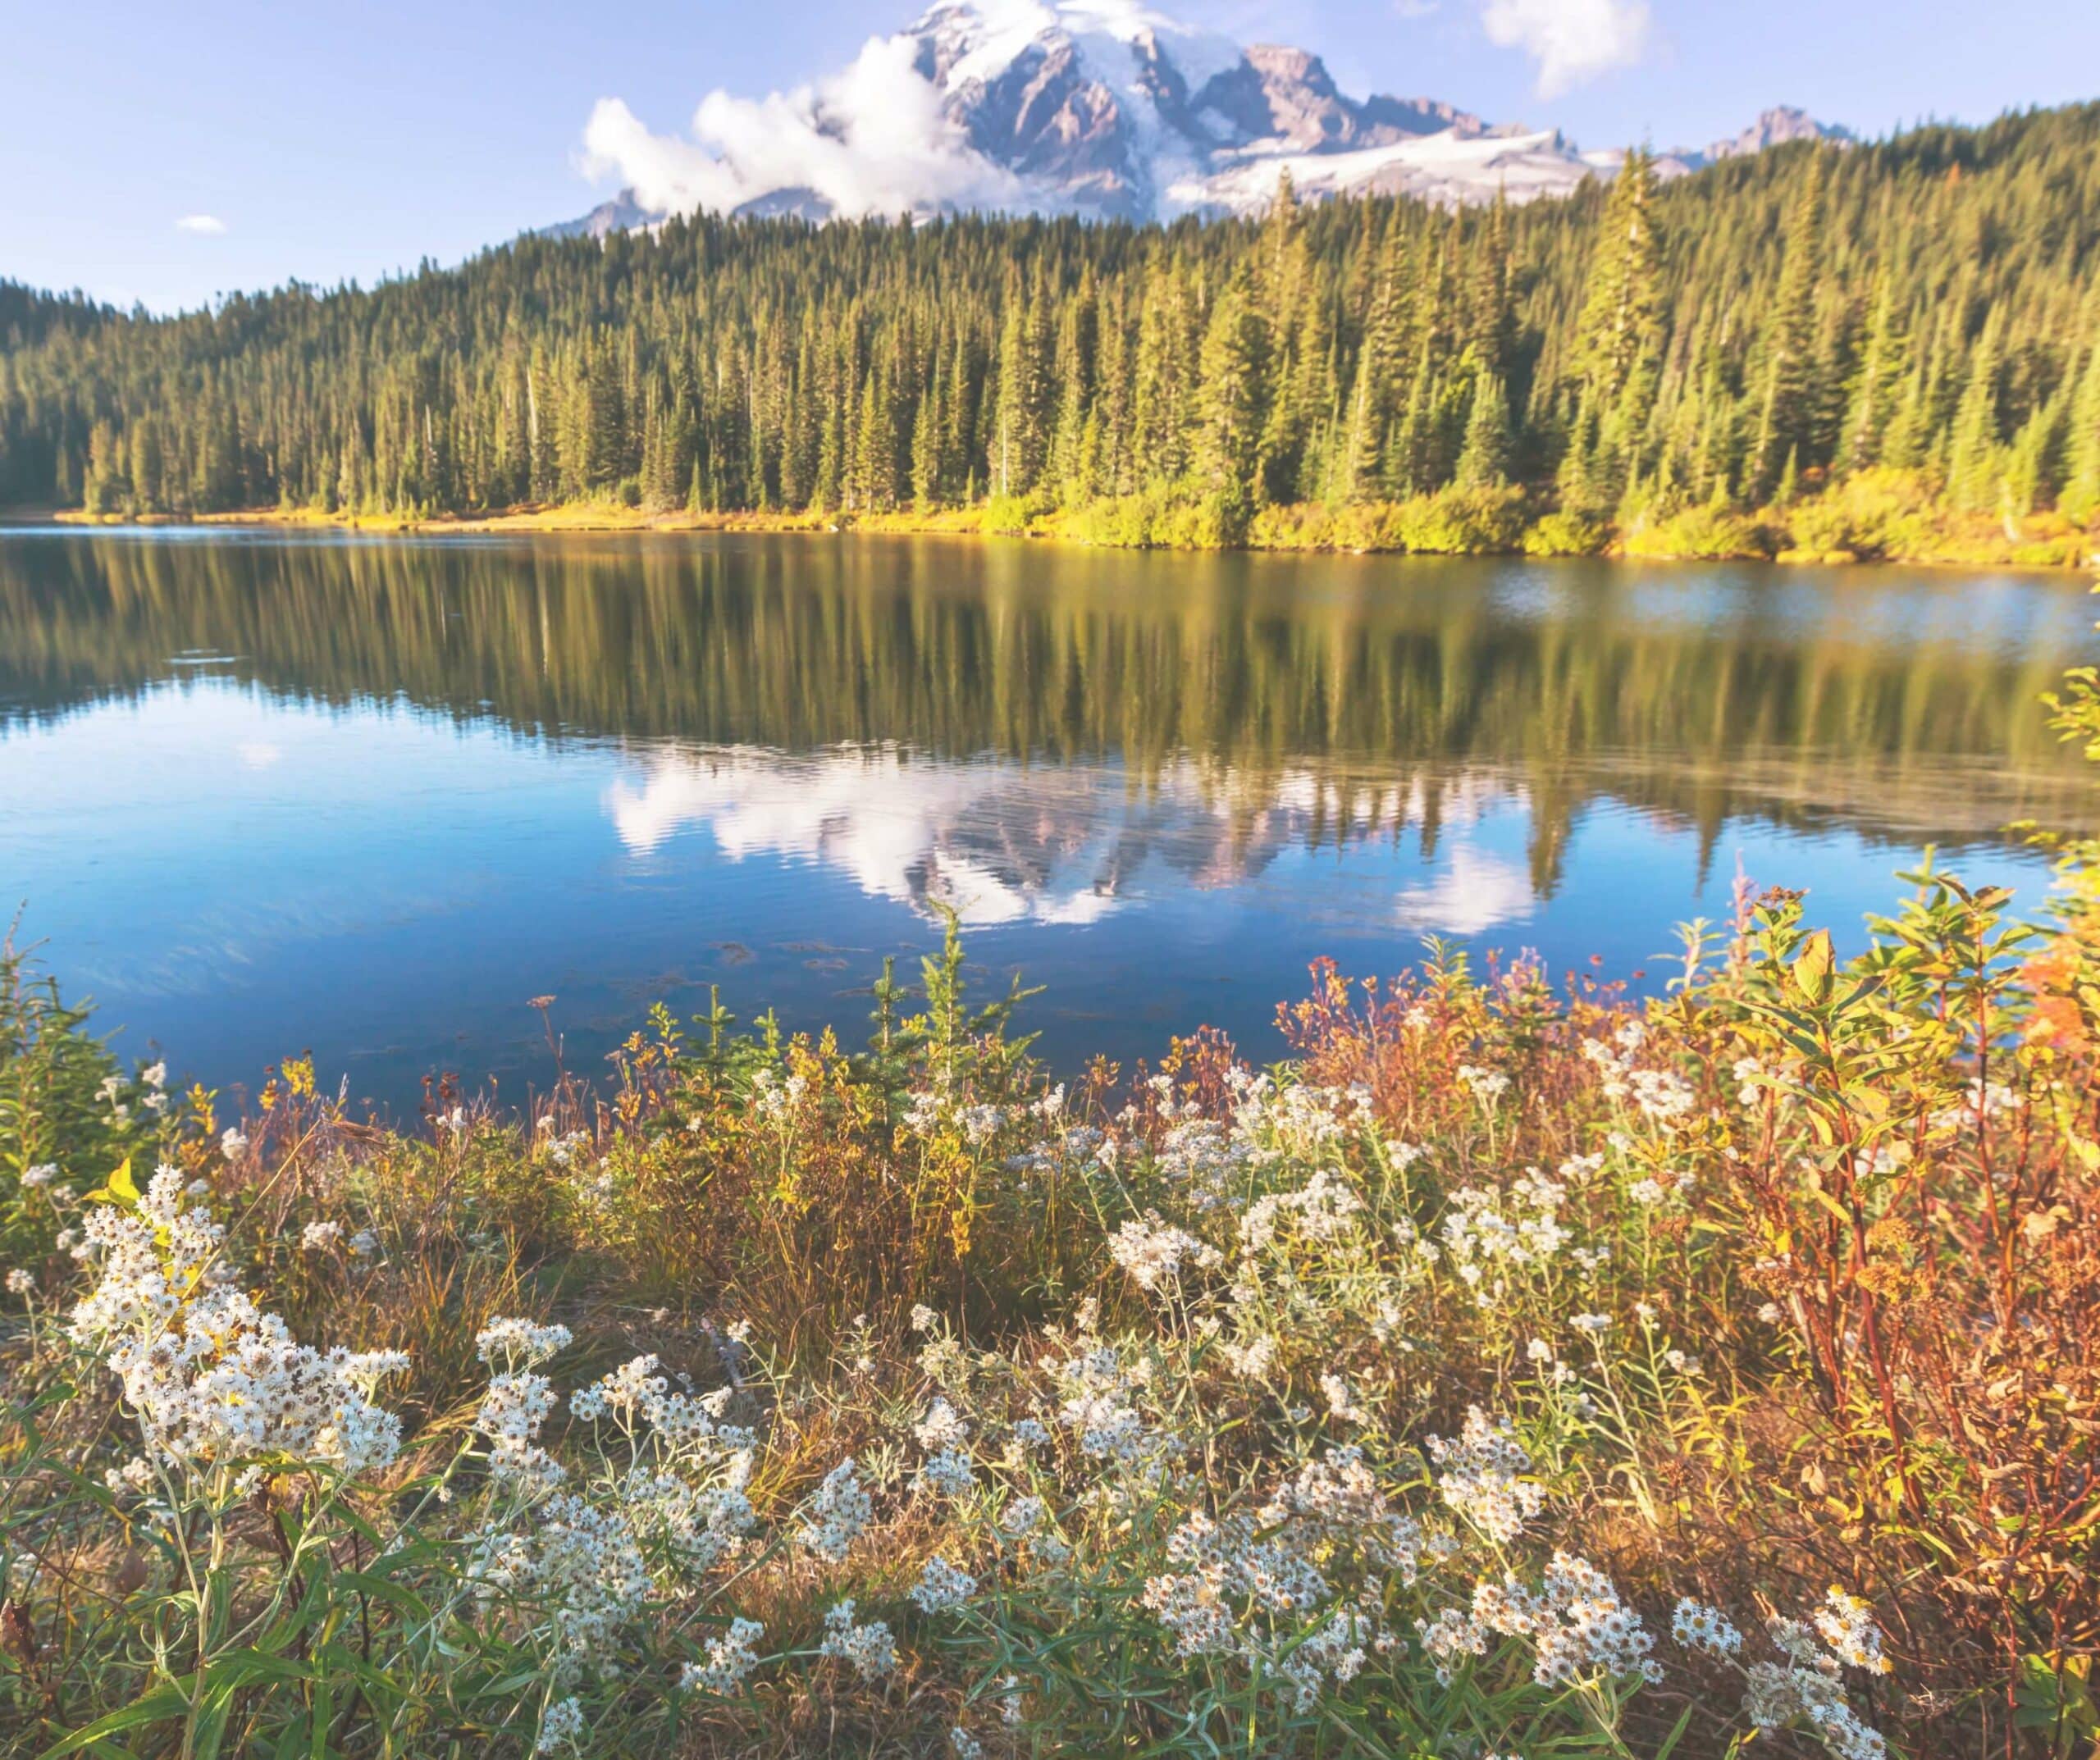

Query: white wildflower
[[796, 1458, 872, 1562], [1811, 1589, 1891, 1675], [915, 1448, 977, 1497], [1320, 1372, 1366, 1423], [1107, 1212, 1220, 1288], [818, 1599, 897, 1679], [915, 1397, 970, 1452], [1672, 1598, 1744, 1656], [536, 1696, 585, 1753], [910, 1554, 976, 1614], [1000, 1494, 1045, 1538], [682, 1616, 764, 1693], [1426, 1407, 1545, 1543], [475, 1316, 572, 1366]]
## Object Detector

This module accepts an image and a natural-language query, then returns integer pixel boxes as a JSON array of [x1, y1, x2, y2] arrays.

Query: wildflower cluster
[[796, 1457, 873, 1562], [1667, 1589, 1894, 1760], [71, 1167, 406, 1476], [817, 1599, 898, 1679], [1425, 1407, 1545, 1543]]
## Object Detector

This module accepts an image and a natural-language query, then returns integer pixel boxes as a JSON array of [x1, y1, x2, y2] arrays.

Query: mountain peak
[[1705, 105, 1856, 162], [564, 3, 1856, 232]]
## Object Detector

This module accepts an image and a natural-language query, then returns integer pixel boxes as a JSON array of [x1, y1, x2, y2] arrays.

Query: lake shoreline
[[41, 495, 2099, 572]]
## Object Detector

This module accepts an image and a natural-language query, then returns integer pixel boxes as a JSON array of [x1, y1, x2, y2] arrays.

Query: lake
[[1, 527, 2090, 1115]]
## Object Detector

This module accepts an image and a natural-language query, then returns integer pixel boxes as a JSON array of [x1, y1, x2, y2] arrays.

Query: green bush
[[1619, 504, 1776, 560], [1393, 485, 1527, 554], [1782, 495, 1857, 558], [1521, 509, 1610, 556], [978, 492, 1040, 536]]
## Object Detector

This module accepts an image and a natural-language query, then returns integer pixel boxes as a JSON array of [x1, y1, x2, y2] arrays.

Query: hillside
[[2, 103, 2098, 554]]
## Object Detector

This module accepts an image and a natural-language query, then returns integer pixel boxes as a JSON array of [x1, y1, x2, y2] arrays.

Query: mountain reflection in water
[[0, 528, 2089, 1110]]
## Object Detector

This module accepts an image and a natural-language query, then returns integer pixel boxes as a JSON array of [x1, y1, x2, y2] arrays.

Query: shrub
[[1618, 504, 1776, 560], [1522, 509, 1610, 557], [1394, 485, 1528, 554], [1781, 494, 1858, 559], [1325, 500, 1408, 551], [978, 492, 1046, 536], [1245, 501, 1336, 550]]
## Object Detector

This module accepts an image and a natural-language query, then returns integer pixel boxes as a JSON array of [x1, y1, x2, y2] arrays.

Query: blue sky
[[4, 0, 2096, 312]]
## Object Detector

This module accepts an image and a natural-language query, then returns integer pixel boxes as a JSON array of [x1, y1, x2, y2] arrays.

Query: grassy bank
[[4, 654, 2100, 1758], [48, 469, 2100, 570]]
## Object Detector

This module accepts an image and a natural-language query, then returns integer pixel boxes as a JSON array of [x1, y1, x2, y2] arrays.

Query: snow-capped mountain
[[560, 1, 1850, 232]]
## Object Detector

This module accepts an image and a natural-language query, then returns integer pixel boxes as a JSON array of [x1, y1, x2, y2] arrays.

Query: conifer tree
[[1563, 148, 1663, 509], [1752, 149, 1830, 497], [1454, 371, 1512, 489], [1947, 313, 2006, 512], [2063, 335, 2100, 523], [1194, 270, 1272, 525]]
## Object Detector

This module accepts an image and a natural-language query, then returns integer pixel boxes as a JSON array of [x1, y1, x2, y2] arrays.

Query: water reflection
[[0, 527, 2089, 1107], [605, 745, 1532, 933]]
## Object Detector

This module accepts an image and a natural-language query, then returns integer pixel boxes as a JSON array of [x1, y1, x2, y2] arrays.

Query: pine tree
[[1837, 271, 1907, 475], [1946, 315, 2005, 512], [1564, 148, 1663, 508], [1454, 371, 1512, 489], [1752, 150, 1830, 497], [2063, 333, 2100, 524], [127, 414, 163, 513], [911, 364, 943, 510], [2005, 391, 2066, 516], [1194, 271, 1272, 525], [84, 419, 126, 514], [992, 274, 1050, 498], [1464, 190, 1514, 382]]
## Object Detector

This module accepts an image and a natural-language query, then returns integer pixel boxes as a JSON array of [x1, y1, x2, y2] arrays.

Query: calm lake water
[[1, 527, 2091, 1114]]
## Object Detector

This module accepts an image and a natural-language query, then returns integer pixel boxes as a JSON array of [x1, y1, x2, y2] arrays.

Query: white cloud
[[580, 31, 1027, 221], [175, 213, 228, 235], [1390, 842, 1534, 935], [602, 743, 1129, 926], [1478, 0, 1651, 96]]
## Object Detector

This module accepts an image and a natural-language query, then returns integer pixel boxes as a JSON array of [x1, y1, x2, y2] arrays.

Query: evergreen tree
[[1947, 313, 2006, 512], [1752, 149, 1830, 496], [2063, 332, 2100, 523], [1194, 271, 1273, 525], [1454, 371, 1512, 489], [1563, 148, 1663, 510]]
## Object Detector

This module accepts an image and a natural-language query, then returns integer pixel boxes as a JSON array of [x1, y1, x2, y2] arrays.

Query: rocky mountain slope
[[552, 1, 1851, 233]]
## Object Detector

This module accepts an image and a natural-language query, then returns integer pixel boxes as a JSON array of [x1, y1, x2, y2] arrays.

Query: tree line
[[2, 102, 2098, 540]]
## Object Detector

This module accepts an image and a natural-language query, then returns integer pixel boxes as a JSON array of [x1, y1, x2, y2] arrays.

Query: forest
[[2, 103, 2099, 557]]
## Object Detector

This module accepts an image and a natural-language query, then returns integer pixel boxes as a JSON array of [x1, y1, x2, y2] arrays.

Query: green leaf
[[36, 1681, 192, 1758]]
